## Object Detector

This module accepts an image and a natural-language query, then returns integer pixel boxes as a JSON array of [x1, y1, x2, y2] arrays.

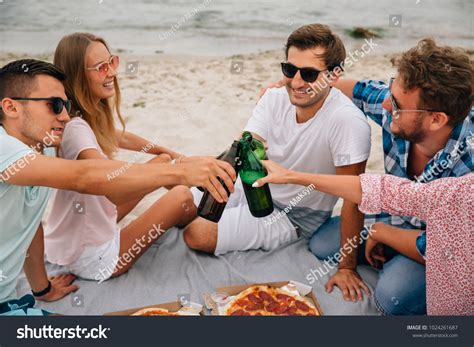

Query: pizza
[[131, 307, 182, 316], [224, 285, 319, 316]]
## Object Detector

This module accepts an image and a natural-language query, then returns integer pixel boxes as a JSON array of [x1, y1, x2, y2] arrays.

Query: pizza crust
[[131, 307, 181, 316]]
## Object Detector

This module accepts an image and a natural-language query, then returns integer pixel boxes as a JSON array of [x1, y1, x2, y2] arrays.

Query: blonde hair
[[54, 32, 125, 158]]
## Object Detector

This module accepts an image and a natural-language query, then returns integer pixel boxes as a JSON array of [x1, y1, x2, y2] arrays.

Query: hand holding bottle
[[252, 160, 293, 187], [180, 157, 236, 203], [197, 141, 240, 222]]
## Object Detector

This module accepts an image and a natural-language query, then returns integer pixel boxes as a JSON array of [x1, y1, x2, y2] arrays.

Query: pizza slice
[[224, 285, 319, 316]]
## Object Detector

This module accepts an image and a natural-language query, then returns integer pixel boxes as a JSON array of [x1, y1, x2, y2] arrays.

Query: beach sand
[[0, 50, 396, 226]]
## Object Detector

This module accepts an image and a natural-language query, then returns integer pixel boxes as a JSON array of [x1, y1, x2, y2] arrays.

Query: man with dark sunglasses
[[184, 24, 372, 304], [0, 59, 236, 315]]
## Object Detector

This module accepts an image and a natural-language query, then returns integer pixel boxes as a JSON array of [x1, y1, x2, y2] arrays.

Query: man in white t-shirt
[[184, 24, 372, 300]]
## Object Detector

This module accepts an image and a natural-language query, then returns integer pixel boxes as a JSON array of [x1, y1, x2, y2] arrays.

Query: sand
[[0, 49, 396, 225]]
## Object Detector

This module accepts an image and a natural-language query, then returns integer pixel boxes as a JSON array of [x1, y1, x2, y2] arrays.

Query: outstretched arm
[[331, 79, 358, 99], [2, 153, 236, 205], [253, 160, 363, 205], [115, 129, 183, 160], [254, 160, 433, 219], [254, 160, 434, 266]]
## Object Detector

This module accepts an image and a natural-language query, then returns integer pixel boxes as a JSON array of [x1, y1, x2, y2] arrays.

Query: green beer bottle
[[242, 131, 267, 160], [197, 141, 239, 222], [238, 137, 274, 218]]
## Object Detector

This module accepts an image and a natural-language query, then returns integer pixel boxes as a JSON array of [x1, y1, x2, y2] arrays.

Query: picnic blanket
[[15, 228, 380, 315]]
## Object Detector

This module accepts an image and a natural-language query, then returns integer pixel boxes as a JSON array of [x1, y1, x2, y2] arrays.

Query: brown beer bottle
[[197, 141, 240, 222]]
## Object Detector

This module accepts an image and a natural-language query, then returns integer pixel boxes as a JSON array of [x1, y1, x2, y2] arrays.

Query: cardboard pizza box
[[104, 300, 203, 316], [206, 280, 324, 316]]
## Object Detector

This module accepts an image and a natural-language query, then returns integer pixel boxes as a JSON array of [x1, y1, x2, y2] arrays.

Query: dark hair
[[392, 38, 473, 127], [285, 23, 346, 71], [0, 59, 66, 123]]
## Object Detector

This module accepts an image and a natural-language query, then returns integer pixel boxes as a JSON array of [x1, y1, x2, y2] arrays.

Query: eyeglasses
[[281, 62, 324, 83], [11, 97, 72, 115], [86, 55, 120, 77], [388, 77, 439, 119]]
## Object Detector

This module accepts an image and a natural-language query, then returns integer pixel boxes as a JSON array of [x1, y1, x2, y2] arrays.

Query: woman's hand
[[252, 160, 293, 187]]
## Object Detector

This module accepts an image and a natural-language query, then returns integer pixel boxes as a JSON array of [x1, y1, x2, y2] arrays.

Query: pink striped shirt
[[359, 173, 473, 316]]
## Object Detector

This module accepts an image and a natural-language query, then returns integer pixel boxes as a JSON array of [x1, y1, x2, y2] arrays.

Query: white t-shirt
[[244, 87, 371, 237]]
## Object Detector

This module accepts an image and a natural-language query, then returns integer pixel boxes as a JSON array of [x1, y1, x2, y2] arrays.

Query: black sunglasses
[[11, 97, 72, 115], [281, 62, 323, 83]]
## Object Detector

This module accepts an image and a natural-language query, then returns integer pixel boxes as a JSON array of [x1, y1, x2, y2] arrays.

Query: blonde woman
[[44, 33, 234, 282]]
